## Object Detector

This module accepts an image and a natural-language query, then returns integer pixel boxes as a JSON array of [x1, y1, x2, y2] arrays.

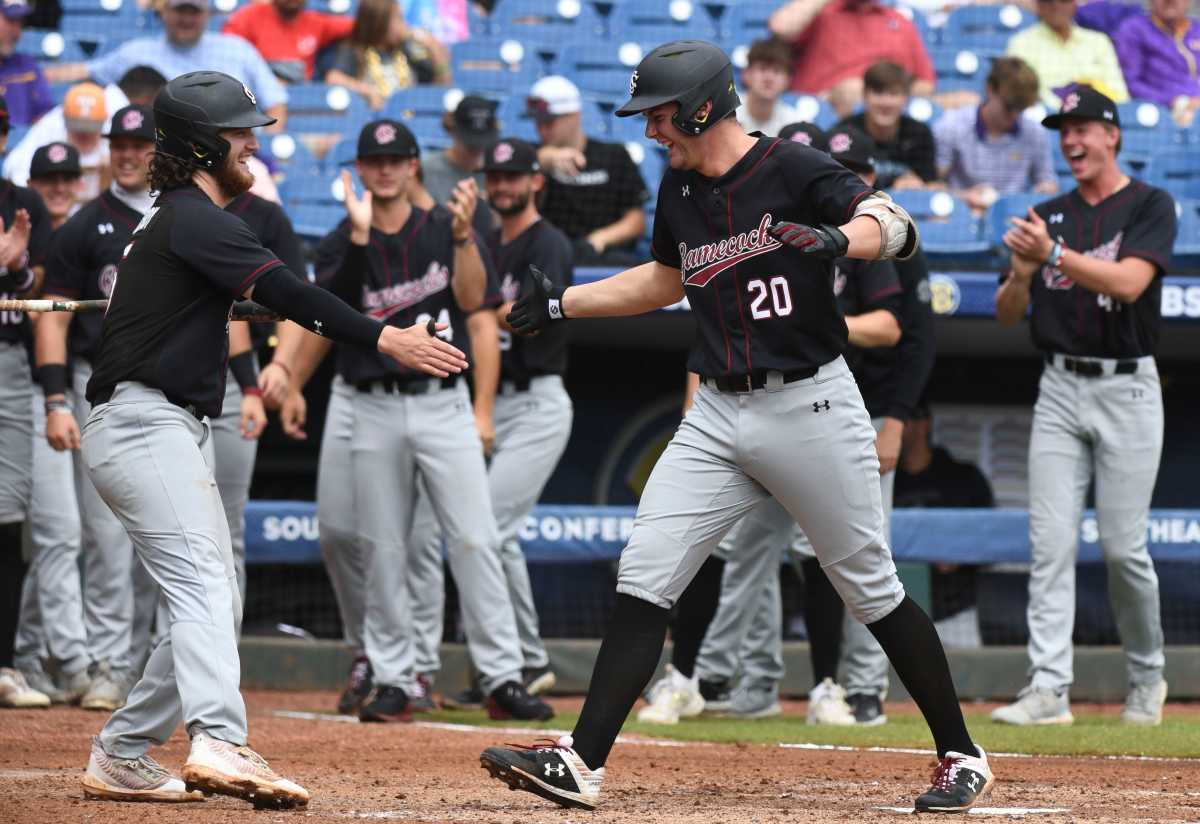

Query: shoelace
[[234, 746, 274, 774], [506, 737, 570, 753], [120, 755, 170, 782], [929, 756, 961, 793]]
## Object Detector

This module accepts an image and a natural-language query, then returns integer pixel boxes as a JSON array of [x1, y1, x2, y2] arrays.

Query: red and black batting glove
[[768, 221, 849, 259], [505, 265, 566, 336]]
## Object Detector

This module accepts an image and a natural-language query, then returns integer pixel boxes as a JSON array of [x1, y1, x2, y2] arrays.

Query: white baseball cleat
[[181, 732, 309, 809], [1121, 680, 1167, 726], [635, 664, 704, 724], [990, 686, 1073, 726], [806, 677, 856, 726], [0, 668, 50, 708], [81, 737, 204, 802]]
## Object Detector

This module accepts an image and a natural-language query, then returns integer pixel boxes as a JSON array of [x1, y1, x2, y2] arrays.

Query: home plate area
[[0, 691, 1194, 824]]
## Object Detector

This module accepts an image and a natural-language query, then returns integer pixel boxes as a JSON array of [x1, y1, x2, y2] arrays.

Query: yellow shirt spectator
[[1007, 18, 1129, 109]]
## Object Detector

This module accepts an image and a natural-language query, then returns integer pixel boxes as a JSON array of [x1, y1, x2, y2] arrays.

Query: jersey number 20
[[747, 277, 793, 320]]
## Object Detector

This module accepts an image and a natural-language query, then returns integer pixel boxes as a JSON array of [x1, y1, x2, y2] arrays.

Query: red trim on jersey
[[1063, 196, 1086, 344], [727, 139, 782, 195], [237, 258, 281, 297], [727, 199, 752, 372], [401, 208, 434, 286], [844, 189, 871, 222], [696, 203, 733, 372], [370, 238, 393, 286], [98, 191, 140, 229]]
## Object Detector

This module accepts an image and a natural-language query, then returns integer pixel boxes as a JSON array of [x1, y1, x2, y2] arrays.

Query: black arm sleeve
[[252, 266, 384, 350], [887, 247, 936, 421], [328, 242, 366, 306]]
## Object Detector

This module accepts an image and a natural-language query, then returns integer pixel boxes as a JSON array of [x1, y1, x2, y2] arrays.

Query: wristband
[[229, 350, 259, 391], [45, 399, 71, 415], [454, 233, 473, 247], [241, 386, 263, 398], [37, 363, 68, 397], [1046, 241, 1064, 268], [265, 360, 292, 380]]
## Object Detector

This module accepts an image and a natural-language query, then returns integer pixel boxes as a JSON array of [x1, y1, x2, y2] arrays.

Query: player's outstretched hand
[[506, 265, 565, 336], [240, 392, 267, 440], [281, 390, 307, 440], [46, 409, 81, 451], [378, 321, 469, 377], [768, 221, 849, 259]]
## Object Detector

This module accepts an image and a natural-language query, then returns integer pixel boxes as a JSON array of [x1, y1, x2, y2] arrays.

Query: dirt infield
[[2, 691, 1198, 824]]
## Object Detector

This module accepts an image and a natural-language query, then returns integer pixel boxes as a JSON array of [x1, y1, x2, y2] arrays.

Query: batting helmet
[[615, 40, 740, 136], [153, 71, 276, 170]]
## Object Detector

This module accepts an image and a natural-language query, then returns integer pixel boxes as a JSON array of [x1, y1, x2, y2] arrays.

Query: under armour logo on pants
[[812, 400, 830, 413]]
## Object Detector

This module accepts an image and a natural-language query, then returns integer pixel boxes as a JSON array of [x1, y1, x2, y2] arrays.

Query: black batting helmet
[[615, 40, 740, 136], [153, 71, 276, 170]]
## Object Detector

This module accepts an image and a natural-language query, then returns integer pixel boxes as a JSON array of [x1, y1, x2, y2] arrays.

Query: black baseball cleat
[[914, 746, 995, 812], [358, 685, 412, 723], [441, 680, 484, 710], [488, 681, 555, 721], [336, 655, 372, 715], [480, 735, 603, 810], [522, 664, 556, 696], [410, 674, 438, 713]]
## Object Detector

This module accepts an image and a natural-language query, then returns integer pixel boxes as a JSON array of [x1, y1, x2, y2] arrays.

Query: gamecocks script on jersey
[[362, 261, 450, 321], [681, 214, 781, 287]]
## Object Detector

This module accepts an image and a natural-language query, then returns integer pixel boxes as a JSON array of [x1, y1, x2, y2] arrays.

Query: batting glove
[[506, 265, 566, 336], [768, 221, 849, 259]]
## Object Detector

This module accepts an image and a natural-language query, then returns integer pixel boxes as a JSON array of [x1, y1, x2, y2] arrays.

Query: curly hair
[[148, 151, 195, 193]]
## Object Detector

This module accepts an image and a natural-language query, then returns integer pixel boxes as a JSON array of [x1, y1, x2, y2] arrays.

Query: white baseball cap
[[527, 75, 582, 119]]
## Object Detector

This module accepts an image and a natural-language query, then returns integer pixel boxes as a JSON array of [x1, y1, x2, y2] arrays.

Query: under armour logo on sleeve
[[313, 320, 324, 335], [548, 299, 562, 319]]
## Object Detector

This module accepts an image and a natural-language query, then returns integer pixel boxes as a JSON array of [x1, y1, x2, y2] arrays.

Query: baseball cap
[[30, 142, 82, 179], [356, 119, 419, 160], [450, 95, 499, 150], [482, 138, 539, 174], [165, 0, 210, 9], [827, 125, 876, 174], [779, 122, 828, 152], [1041, 85, 1120, 130], [64, 82, 107, 134], [104, 104, 156, 142], [527, 75, 581, 120], [1, 0, 33, 20]]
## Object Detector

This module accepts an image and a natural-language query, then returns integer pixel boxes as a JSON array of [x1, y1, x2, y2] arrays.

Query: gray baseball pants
[[408, 375, 573, 678], [1027, 355, 1165, 692], [355, 380, 522, 696], [211, 375, 259, 604], [84, 382, 246, 758], [618, 358, 903, 629], [0, 341, 32, 525]]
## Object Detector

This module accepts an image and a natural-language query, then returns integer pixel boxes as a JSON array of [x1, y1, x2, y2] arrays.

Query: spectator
[[768, 0, 934, 117], [528, 75, 648, 265], [0, 0, 53, 127], [835, 61, 936, 189], [1006, 0, 1128, 108], [47, 0, 288, 130], [20, 83, 107, 201], [735, 37, 799, 137], [893, 402, 994, 649], [223, 0, 354, 84], [933, 57, 1057, 212], [410, 94, 497, 234], [1112, 0, 1200, 126], [26, 142, 82, 229], [324, 0, 448, 110]]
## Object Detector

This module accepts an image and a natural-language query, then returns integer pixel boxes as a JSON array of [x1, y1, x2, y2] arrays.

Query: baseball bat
[[0, 298, 283, 322]]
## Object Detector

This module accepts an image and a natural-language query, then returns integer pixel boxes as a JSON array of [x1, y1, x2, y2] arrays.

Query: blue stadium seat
[[17, 29, 94, 63], [893, 190, 990, 258], [1145, 149, 1200, 199], [608, 0, 720, 39], [489, 0, 606, 45], [895, 4, 938, 50], [570, 68, 634, 99], [780, 93, 838, 129], [609, 113, 652, 145], [289, 202, 347, 239], [382, 86, 469, 137], [943, 4, 1033, 55], [495, 95, 540, 142], [451, 38, 542, 94], [284, 83, 370, 135], [987, 192, 1043, 250], [930, 47, 986, 93], [719, 0, 778, 46], [550, 38, 642, 98], [905, 96, 942, 126], [1173, 199, 1200, 264], [258, 133, 317, 175], [468, 1, 491, 37], [325, 136, 358, 170]]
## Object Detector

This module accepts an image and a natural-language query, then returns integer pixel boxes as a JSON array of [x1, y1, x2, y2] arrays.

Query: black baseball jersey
[[540, 138, 649, 250], [0, 179, 53, 343], [86, 185, 288, 417], [43, 189, 142, 363], [489, 218, 573, 381], [314, 205, 500, 385], [884, 248, 936, 421], [1027, 180, 1175, 358], [227, 192, 307, 349], [832, 256, 902, 417], [651, 137, 874, 376]]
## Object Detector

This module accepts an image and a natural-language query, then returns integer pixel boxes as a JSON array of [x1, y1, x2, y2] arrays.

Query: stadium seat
[[468, 1, 490, 37], [257, 133, 317, 175], [720, 0, 779, 46], [495, 95, 540, 142], [325, 136, 358, 170], [551, 38, 643, 98], [625, 141, 665, 200], [895, 4, 938, 50], [607, 0, 720, 40], [892, 190, 989, 258], [943, 4, 1033, 55], [1145, 149, 1200, 199], [382, 86, 470, 138], [930, 47, 986, 93], [17, 29, 94, 63], [451, 38, 542, 94], [780, 93, 837, 129], [1172, 198, 1200, 265], [489, 0, 606, 45], [289, 202, 347, 239], [986, 192, 1043, 250], [905, 97, 942, 126], [284, 83, 371, 136]]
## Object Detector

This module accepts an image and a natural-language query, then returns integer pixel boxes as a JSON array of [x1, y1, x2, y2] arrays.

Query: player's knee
[[824, 541, 905, 624]]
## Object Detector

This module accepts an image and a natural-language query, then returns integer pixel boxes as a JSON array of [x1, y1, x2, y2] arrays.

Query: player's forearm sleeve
[[887, 254, 936, 421], [253, 267, 384, 351], [328, 242, 366, 305]]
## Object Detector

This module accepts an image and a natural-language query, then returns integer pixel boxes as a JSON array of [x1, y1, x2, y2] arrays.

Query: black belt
[[354, 375, 458, 395], [1046, 353, 1138, 378], [502, 373, 558, 392], [704, 367, 819, 393], [91, 386, 205, 421]]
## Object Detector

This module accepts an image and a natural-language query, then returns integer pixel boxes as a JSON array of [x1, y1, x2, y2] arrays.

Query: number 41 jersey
[[651, 136, 875, 378]]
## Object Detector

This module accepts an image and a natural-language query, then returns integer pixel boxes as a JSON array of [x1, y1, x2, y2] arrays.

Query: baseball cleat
[[487, 681, 554, 721], [181, 732, 309, 809], [699, 677, 732, 714], [480, 734, 603, 810], [722, 681, 782, 719], [80, 662, 133, 712], [82, 737, 204, 803], [990, 686, 1073, 726], [359, 685, 413, 723], [914, 746, 995, 813], [0, 668, 51, 708], [522, 665, 557, 696], [847, 692, 888, 726], [806, 677, 855, 726], [636, 664, 704, 724], [410, 674, 438, 713], [442, 681, 484, 710], [336, 655, 373, 715], [1121, 680, 1167, 726]]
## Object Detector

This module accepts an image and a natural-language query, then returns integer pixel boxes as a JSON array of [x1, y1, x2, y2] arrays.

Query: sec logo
[[928, 274, 960, 315]]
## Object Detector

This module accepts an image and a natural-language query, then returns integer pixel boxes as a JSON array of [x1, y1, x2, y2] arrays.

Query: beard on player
[[215, 147, 256, 199], [490, 188, 531, 217]]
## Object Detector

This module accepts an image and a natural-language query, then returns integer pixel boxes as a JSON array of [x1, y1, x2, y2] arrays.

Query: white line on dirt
[[780, 742, 1197, 763], [876, 807, 1070, 816]]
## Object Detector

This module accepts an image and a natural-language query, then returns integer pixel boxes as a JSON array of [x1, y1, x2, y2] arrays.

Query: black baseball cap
[[356, 119, 419, 160], [30, 142, 82, 179], [779, 122, 827, 152], [1041, 85, 1120, 130], [451, 95, 498, 150], [827, 125, 876, 174], [482, 138, 539, 174], [104, 104, 155, 142]]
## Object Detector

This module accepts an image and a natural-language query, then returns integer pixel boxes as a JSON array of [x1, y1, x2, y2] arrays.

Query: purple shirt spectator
[[0, 0, 53, 126], [1112, 10, 1200, 106], [934, 105, 1056, 194]]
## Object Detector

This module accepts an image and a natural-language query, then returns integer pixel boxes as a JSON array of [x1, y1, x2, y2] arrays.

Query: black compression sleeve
[[228, 351, 258, 390], [37, 363, 68, 397], [329, 242, 365, 305], [888, 249, 936, 421], [252, 267, 384, 351]]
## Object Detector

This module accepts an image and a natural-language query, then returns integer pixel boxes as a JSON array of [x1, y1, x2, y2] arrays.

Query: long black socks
[[0, 522, 27, 668], [669, 556, 725, 678], [800, 558, 844, 686]]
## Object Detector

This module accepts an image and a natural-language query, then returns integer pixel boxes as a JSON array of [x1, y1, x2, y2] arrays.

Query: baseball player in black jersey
[[480, 41, 994, 814], [993, 86, 1174, 727], [0, 91, 53, 685], [77, 71, 466, 807]]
